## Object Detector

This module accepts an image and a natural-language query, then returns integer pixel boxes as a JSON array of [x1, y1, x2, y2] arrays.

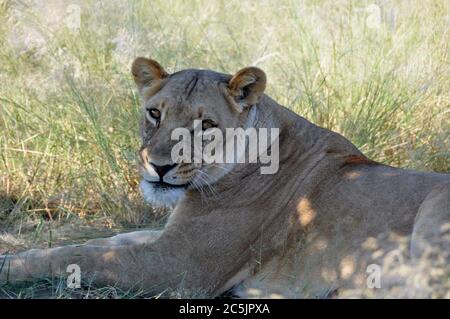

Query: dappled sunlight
[[102, 250, 118, 262], [336, 231, 449, 298], [344, 170, 362, 180], [440, 222, 450, 232], [361, 237, 379, 250], [238, 209, 449, 299], [296, 198, 316, 227], [339, 255, 356, 280], [320, 268, 337, 284], [246, 288, 262, 298], [311, 238, 328, 252]]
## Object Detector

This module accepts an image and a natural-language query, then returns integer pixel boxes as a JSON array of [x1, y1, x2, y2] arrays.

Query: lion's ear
[[131, 57, 168, 95], [228, 67, 266, 112]]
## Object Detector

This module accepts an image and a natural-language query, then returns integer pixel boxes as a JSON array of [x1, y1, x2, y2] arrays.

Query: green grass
[[0, 0, 449, 298]]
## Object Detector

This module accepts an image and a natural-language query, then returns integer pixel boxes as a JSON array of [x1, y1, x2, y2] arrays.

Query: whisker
[[196, 170, 219, 198], [192, 175, 209, 205]]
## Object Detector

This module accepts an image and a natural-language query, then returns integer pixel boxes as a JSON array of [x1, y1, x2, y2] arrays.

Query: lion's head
[[131, 57, 267, 208]]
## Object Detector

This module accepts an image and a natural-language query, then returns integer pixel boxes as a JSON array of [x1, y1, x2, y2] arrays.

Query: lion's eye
[[148, 108, 161, 120], [202, 119, 217, 131]]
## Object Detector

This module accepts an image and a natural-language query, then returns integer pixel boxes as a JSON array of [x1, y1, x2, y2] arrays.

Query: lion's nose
[[150, 163, 177, 179]]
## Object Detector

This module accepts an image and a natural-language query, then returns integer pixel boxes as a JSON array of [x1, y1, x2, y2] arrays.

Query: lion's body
[[1, 60, 449, 298]]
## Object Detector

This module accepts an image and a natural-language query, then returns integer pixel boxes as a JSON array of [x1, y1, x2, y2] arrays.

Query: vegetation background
[[0, 0, 449, 297]]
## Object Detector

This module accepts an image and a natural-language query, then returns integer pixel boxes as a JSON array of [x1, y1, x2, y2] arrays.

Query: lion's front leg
[[0, 211, 246, 296], [0, 243, 143, 289], [0, 230, 219, 295]]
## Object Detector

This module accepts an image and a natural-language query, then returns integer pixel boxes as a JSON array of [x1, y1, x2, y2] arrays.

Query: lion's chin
[[140, 180, 186, 209]]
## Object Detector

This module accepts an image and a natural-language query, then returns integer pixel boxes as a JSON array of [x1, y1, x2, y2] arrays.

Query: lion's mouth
[[146, 180, 189, 189]]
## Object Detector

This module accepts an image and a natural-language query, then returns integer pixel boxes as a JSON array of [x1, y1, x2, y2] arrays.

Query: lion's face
[[132, 58, 266, 208]]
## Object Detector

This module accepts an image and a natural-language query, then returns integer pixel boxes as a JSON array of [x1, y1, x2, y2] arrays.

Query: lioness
[[1, 58, 449, 298]]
